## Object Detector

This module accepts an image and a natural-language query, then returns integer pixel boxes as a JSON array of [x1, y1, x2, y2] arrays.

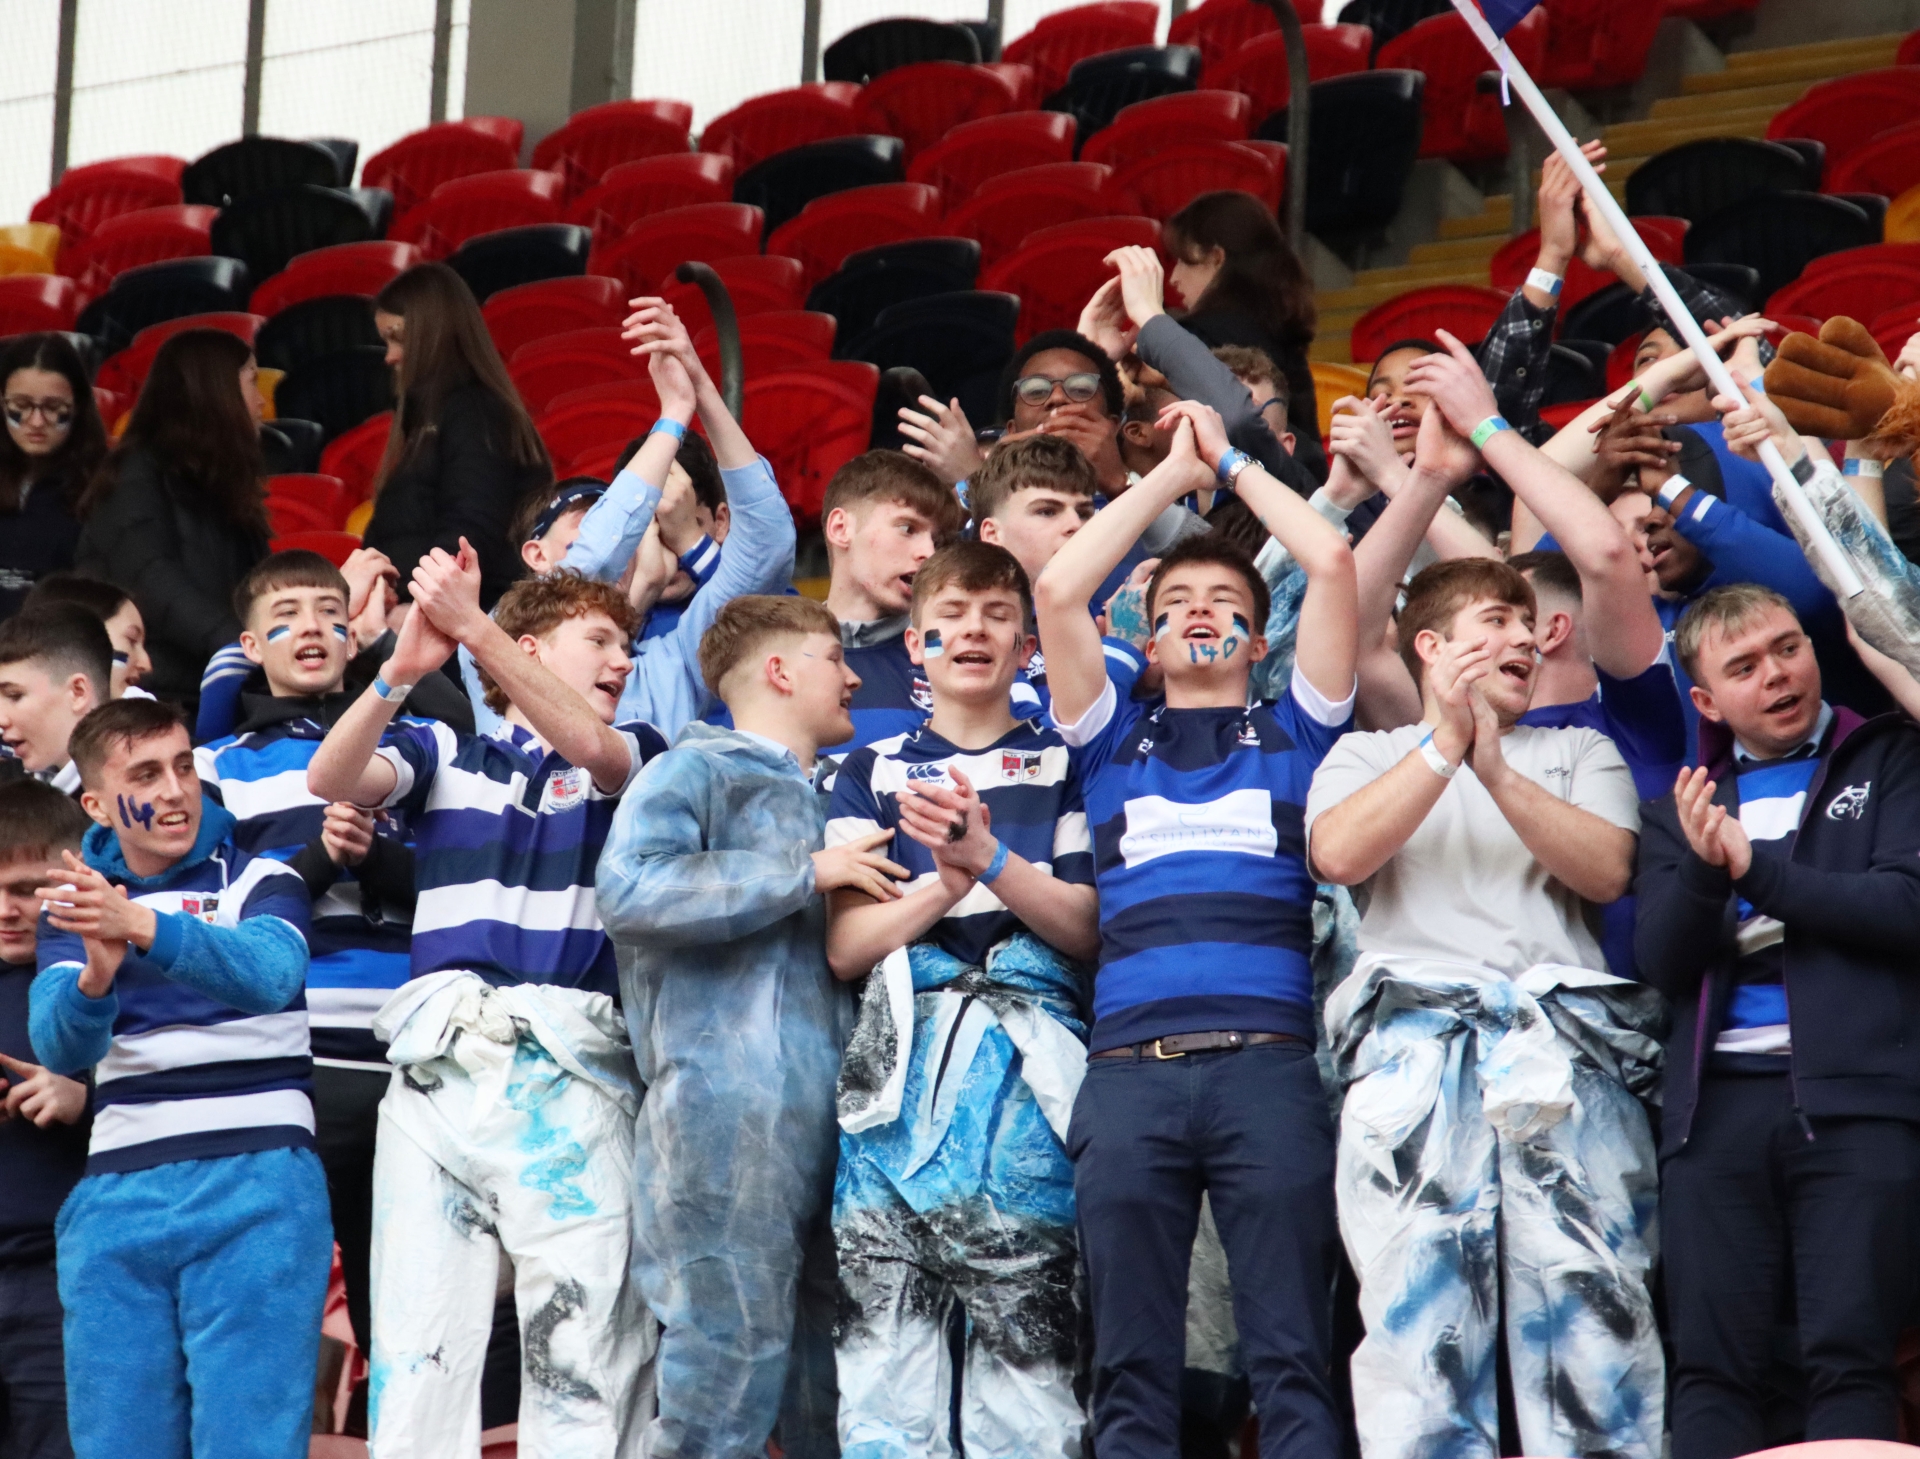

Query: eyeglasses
[[1012, 372, 1103, 407], [4, 397, 73, 429]]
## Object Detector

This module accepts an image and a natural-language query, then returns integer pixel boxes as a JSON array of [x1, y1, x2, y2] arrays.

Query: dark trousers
[[1068, 1042, 1340, 1459], [0, 1260, 69, 1459], [1663, 1069, 1920, 1459], [313, 1065, 389, 1354]]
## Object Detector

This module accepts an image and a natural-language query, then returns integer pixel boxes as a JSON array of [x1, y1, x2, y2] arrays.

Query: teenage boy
[[24, 573, 152, 698], [596, 594, 888, 1459], [0, 780, 91, 1459], [1034, 400, 1358, 1458], [307, 548, 666, 1457], [824, 540, 1099, 1457], [0, 606, 112, 795], [1636, 584, 1920, 1458], [194, 549, 432, 1369], [1306, 556, 1663, 1459], [29, 698, 330, 1459]]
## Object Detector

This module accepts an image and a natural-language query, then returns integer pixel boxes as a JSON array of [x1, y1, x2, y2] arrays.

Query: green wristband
[[1469, 415, 1510, 450], [1634, 380, 1657, 411]]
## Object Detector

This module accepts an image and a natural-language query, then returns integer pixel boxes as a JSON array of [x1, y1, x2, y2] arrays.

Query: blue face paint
[[265, 625, 291, 643], [1153, 612, 1173, 642], [333, 623, 349, 641], [116, 795, 155, 832], [922, 628, 944, 658], [1221, 613, 1251, 661]]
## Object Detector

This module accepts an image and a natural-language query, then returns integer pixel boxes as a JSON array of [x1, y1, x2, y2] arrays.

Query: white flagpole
[[1449, 0, 1864, 597]]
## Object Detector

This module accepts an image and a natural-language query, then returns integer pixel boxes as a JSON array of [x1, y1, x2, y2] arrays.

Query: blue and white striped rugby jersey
[[1056, 668, 1353, 1053], [197, 712, 423, 1070], [374, 718, 668, 993], [825, 719, 1095, 969], [37, 811, 314, 1175]]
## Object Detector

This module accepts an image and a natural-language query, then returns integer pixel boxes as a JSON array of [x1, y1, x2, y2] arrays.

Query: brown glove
[[1761, 316, 1901, 440]]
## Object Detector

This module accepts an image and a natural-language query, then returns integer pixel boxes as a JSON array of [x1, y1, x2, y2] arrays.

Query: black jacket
[[1634, 706, 1920, 1153], [74, 445, 269, 705], [362, 383, 549, 609], [1177, 309, 1324, 477]]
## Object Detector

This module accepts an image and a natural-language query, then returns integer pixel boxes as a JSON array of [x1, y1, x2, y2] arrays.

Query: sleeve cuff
[[678, 535, 719, 578], [1291, 665, 1357, 728], [146, 910, 185, 969], [1053, 676, 1117, 747], [1306, 486, 1354, 529]]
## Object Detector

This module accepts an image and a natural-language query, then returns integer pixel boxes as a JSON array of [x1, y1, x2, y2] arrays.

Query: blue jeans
[[1067, 1041, 1340, 1459], [56, 1147, 332, 1459]]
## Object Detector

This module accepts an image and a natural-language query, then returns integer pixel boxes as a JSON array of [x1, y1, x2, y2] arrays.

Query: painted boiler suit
[[367, 972, 653, 1457], [1326, 957, 1668, 1459], [835, 934, 1088, 1459]]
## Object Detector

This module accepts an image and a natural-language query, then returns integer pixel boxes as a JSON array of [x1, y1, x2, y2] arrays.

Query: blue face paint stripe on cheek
[[922, 629, 944, 658], [116, 795, 156, 831], [333, 623, 349, 641], [1153, 613, 1173, 641], [265, 626, 291, 643]]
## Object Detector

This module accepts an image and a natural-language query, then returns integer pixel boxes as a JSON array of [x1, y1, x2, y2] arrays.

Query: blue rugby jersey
[[825, 719, 1095, 968], [197, 708, 421, 1070], [1056, 668, 1353, 1052], [374, 718, 668, 993], [36, 808, 315, 1175]]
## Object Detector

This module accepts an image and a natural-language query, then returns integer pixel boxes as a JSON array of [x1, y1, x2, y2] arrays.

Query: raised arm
[[307, 605, 455, 805], [1352, 405, 1480, 651]]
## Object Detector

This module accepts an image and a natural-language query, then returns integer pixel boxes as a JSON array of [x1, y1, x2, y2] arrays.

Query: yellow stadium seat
[[255, 367, 283, 421], [0, 223, 60, 277], [1886, 182, 1920, 242], [344, 500, 374, 537], [1311, 361, 1373, 436]]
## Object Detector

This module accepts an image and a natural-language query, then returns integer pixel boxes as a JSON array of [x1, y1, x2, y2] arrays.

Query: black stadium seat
[[1336, 0, 1451, 56], [212, 186, 391, 288], [1260, 70, 1426, 243], [255, 295, 382, 374], [823, 18, 981, 84], [846, 289, 1020, 429], [1541, 342, 1604, 405], [75, 256, 252, 353], [1046, 46, 1202, 151], [447, 223, 592, 302], [812, 236, 981, 352], [1624, 138, 1816, 226], [275, 346, 394, 444], [734, 137, 907, 241], [261, 418, 325, 475], [1684, 192, 1878, 302], [182, 136, 347, 208]]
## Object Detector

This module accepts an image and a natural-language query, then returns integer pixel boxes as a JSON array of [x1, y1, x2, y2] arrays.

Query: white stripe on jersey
[[89, 1087, 316, 1153], [411, 880, 604, 935], [307, 987, 396, 1026], [95, 1011, 310, 1084], [197, 763, 320, 821]]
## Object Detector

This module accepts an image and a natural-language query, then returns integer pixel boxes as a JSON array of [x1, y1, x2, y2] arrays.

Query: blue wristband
[[1469, 415, 1510, 449], [979, 838, 1010, 885], [371, 673, 410, 703], [1216, 448, 1255, 487], [651, 417, 687, 442]]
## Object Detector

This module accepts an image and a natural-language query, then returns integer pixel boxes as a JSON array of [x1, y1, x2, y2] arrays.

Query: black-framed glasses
[[4, 397, 73, 428], [1012, 372, 1103, 407]]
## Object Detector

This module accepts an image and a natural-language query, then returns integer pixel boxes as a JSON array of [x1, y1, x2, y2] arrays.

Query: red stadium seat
[[319, 412, 393, 502], [248, 240, 422, 319], [267, 473, 353, 529], [537, 379, 664, 470], [0, 274, 82, 335], [1002, 3, 1160, 96], [907, 112, 1079, 212], [1081, 90, 1253, 171], [1871, 304, 1920, 361], [91, 387, 126, 430], [699, 84, 863, 173], [360, 122, 521, 232], [30, 156, 185, 252], [1350, 285, 1510, 362], [510, 328, 645, 414], [766, 183, 945, 289], [982, 62, 1046, 110], [981, 215, 1161, 343], [1170, 0, 1281, 71], [95, 312, 264, 398], [692, 309, 838, 378], [946, 163, 1116, 267], [270, 530, 362, 565], [483, 275, 628, 361], [1537, 0, 1666, 92], [1803, 241, 1920, 276], [1767, 68, 1920, 170], [563, 153, 735, 245], [659, 255, 808, 342], [1111, 140, 1283, 217], [1200, 25, 1372, 123], [390, 170, 565, 260], [1663, 0, 1760, 18], [1767, 257, 1920, 322], [587, 202, 764, 297], [854, 62, 1023, 160], [531, 99, 696, 201], [267, 495, 342, 536], [740, 361, 881, 524], [1488, 216, 1687, 317], [58, 204, 217, 300], [1605, 335, 1639, 391], [1901, 29, 1920, 65], [1827, 120, 1920, 200], [1378, 9, 1545, 165]]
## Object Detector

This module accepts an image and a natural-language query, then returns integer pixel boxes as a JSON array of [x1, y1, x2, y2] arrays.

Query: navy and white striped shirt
[[826, 719, 1095, 967], [375, 718, 668, 993]]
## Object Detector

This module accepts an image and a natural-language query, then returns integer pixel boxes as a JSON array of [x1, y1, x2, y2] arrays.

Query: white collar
[[1733, 700, 1833, 764]]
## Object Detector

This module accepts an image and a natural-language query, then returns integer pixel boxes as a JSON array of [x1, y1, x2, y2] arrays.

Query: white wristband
[[1844, 457, 1884, 480], [1418, 730, 1458, 780], [1526, 267, 1564, 298], [371, 673, 413, 703], [1656, 473, 1692, 508]]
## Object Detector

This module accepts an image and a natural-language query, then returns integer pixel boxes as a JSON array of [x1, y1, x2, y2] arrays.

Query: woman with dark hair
[[362, 262, 552, 607], [75, 329, 270, 706], [1164, 190, 1322, 464], [0, 334, 108, 620]]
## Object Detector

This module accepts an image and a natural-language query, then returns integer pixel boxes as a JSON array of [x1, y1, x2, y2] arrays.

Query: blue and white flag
[[1478, 0, 1543, 37]]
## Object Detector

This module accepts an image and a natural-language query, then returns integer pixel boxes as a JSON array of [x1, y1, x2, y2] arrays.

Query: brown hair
[[371, 263, 550, 499], [0, 333, 108, 515], [479, 570, 639, 715], [1507, 549, 1582, 605], [0, 603, 113, 702], [81, 329, 267, 534], [821, 450, 964, 540], [1146, 533, 1270, 637], [232, 549, 350, 625], [23, 572, 130, 622], [698, 594, 840, 695], [1213, 343, 1290, 416], [0, 779, 92, 866], [67, 697, 188, 789], [911, 541, 1033, 628], [1673, 582, 1796, 682], [1397, 558, 1535, 687], [969, 434, 1097, 528], [1165, 191, 1316, 353]]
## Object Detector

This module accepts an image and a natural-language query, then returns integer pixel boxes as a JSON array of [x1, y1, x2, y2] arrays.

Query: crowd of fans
[[4, 153, 1920, 1459]]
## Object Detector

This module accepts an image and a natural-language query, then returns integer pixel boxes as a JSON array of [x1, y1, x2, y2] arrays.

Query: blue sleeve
[[238, 864, 314, 939], [679, 535, 721, 589], [560, 461, 663, 583], [595, 748, 820, 949], [382, 719, 449, 817], [1051, 679, 1147, 778], [28, 960, 115, 1076], [1673, 490, 1833, 622], [1052, 759, 1096, 887], [196, 642, 253, 742], [1595, 660, 1687, 799], [144, 908, 309, 1015]]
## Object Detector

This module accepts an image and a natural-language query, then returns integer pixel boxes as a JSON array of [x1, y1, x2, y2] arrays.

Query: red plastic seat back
[[1804, 240, 1920, 276], [59, 204, 218, 299], [1828, 119, 1920, 199], [361, 123, 521, 229], [1003, 3, 1161, 95], [1767, 67, 1920, 170], [700, 84, 863, 173], [1171, 0, 1279, 71], [319, 412, 394, 502], [1200, 25, 1373, 121], [1082, 90, 1253, 171], [563, 154, 735, 244], [1350, 285, 1510, 362], [1378, 9, 1544, 164], [981, 216, 1162, 343], [1110, 140, 1282, 218], [510, 328, 645, 414], [1871, 304, 1920, 361], [96, 312, 264, 398], [853, 62, 1022, 160], [266, 474, 353, 529], [0, 274, 83, 334], [390, 169, 565, 260], [1537, 0, 1666, 91], [249, 240, 422, 319], [536, 380, 665, 470], [1767, 260, 1920, 323], [531, 99, 695, 201], [587, 202, 765, 297], [270, 530, 363, 565], [946, 163, 1116, 266], [766, 183, 945, 289], [483, 275, 628, 361], [1489, 216, 1686, 316], [659, 255, 808, 342], [740, 362, 881, 524], [693, 310, 838, 379], [31, 158, 185, 251], [907, 113, 1079, 211]]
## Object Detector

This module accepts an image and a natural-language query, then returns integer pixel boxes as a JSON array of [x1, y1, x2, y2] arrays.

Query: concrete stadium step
[[1649, 79, 1814, 120], [1438, 197, 1512, 241], [1599, 104, 1778, 156], [1690, 33, 1905, 91], [1407, 234, 1508, 267]]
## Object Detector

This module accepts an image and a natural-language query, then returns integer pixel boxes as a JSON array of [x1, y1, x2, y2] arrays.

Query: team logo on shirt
[[910, 676, 934, 712], [181, 894, 219, 924], [906, 761, 951, 785], [1002, 750, 1043, 783], [1236, 719, 1262, 747], [546, 767, 588, 810], [1027, 649, 1046, 681], [1827, 781, 1871, 820]]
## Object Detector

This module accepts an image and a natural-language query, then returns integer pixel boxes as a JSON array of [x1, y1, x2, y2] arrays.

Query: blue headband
[[529, 481, 607, 543]]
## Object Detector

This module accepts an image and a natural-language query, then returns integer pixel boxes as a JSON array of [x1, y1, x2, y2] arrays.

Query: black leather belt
[[1090, 1030, 1305, 1060]]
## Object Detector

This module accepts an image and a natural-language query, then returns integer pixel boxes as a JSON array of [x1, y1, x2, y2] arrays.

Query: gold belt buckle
[[1151, 1038, 1186, 1060]]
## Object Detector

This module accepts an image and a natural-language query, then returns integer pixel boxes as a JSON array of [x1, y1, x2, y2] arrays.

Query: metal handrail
[[672, 261, 743, 418], [1250, 0, 1310, 251]]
